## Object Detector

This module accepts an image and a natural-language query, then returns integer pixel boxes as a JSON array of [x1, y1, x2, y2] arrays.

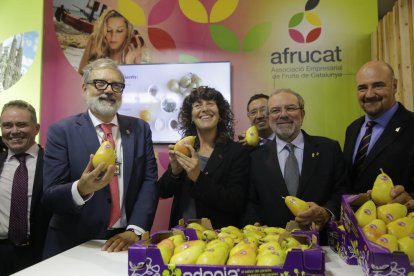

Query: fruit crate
[[342, 194, 414, 275], [327, 220, 358, 265], [128, 230, 326, 276]]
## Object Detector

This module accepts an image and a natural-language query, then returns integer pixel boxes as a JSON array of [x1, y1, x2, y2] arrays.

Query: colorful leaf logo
[[118, 0, 147, 26], [179, 0, 239, 23], [288, 0, 322, 44]]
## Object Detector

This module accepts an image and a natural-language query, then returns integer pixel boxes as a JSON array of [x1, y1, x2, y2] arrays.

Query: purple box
[[328, 221, 358, 265], [128, 230, 325, 276], [342, 194, 414, 275]]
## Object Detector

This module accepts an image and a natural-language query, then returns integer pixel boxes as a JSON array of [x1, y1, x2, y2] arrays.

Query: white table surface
[[13, 241, 364, 276]]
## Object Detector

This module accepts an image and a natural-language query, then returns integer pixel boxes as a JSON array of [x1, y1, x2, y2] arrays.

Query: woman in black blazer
[[158, 86, 249, 229]]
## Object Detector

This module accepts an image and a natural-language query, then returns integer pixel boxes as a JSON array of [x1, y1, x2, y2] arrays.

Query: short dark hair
[[247, 93, 269, 111], [1, 100, 37, 123], [178, 86, 234, 147]]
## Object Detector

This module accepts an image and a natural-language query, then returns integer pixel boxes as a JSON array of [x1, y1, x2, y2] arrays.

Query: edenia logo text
[[288, 0, 321, 43], [180, 267, 239, 276]]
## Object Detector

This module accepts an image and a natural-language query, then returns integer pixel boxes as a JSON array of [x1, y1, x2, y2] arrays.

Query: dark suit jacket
[[0, 146, 50, 264], [243, 131, 349, 229], [42, 112, 158, 258], [344, 103, 414, 194], [158, 141, 249, 229]]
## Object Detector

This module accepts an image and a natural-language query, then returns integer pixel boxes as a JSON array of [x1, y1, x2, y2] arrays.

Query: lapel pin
[[126, 129, 130, 135], [312, 152, 320, 157], [395, 127, 400, 132]]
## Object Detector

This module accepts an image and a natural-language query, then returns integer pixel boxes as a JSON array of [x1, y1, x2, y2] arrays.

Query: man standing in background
[[343, 60, 414, 204], [0, 100, 50, 275], [42, 58, 158, 258]]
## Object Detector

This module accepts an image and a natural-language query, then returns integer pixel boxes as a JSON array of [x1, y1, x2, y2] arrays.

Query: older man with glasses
[[238, 93, 274, 146], [242, 89, 349, 245], [42, 58, 158, 258]]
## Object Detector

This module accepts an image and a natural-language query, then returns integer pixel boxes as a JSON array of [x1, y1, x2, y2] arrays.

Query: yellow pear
[[245, 125, 259, 146], [407, 212, 414, 219], [377, 203, 407, 224], [220, 226, 244, 243], [262, 226, 286, 235], [168, 234, 186, 247], [202, 229, 218, 241], [258, 241, 282, 254], [362, 219, 387, 242], [169, 243, 205, 264], [387, 217, 414, 239], [371, 169, 394, 206], [229, 239, 257, 257], [260, 233, 280, 243], [398, 235, 414, 262], [226, 247, 257, 266], [284, 196, 309, 216], [157, 238, 175, 264], [174, 136, 196, 157], [173, 240, 206, 255], [196, 246, 230, 265], [92, 141, 116, 170], [206, 239, 230, 251], [280, 236, 301, 250], [354, 200, 377, 228], [187, 222, 207, 239], [257, 251, 285, 266], [216, 236, 235, 249], [374, 234, 398, 252]]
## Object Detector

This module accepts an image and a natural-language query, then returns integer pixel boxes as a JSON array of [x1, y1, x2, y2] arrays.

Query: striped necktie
[[354, 121, 377, 172]]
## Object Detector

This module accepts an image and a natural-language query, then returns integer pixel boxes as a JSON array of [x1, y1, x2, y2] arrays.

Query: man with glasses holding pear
[[42, 58, 158, 258], [243, 89, 349, 244]]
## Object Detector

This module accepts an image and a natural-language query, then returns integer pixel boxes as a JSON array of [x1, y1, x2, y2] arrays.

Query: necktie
[[100, 123, 121, 228], [8, 153, 28, 245], [354, 121, 377, 172], [284, 143, 300, 196]]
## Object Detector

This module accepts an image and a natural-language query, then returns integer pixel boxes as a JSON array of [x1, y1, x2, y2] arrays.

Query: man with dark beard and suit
[[343, 61, 414, 205], [243, 89, 349, 244], [42, 58, 158, 258], [0, 100, 50, 275]]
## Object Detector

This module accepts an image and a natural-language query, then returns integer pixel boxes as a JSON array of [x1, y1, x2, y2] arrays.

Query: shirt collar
[[365, 102, 398, 127], [276, 130, 304, 153], [7, 143, 39, 161], [88, 109, 119, 128]]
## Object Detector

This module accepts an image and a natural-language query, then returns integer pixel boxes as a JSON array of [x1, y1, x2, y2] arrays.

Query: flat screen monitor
[[118, 62, 232, 144]]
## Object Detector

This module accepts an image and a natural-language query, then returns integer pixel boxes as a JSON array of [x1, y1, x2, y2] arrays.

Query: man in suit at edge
[[0, 100, 50, 275], [343, 60, 414, 204], [42, 58, 158, 258], [238, 94, 275, 146], [243, 89, 349, 244]]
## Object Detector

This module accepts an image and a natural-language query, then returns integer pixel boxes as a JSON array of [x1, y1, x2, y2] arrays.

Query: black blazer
[[344, 103, 414, 194], [0, 146, 50, 263], [243, 131, 349, 228], [158, 141, 249, 229]]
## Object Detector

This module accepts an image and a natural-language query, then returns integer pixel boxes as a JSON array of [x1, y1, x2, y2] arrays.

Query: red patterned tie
[[8, 153, 28, 245], [100, 123, 121, 228]]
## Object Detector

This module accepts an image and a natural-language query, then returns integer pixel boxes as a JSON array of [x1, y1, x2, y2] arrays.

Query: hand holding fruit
[[295, 202, 331, 231], [168, 144, 183, 175], [389, 185, 413, 206], [174, 144, 200, 182], [77, 154, 116, 197]]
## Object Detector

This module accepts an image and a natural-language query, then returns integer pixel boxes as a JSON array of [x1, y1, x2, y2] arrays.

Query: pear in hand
[[371, 168, 394, 205], [174, 136, 196, 157], [354, 200, 377, 228], [284, 196, 309, 216], [244, 126, 259, 146], [377, 203, 407, 224], [92, 141, 116, 170]]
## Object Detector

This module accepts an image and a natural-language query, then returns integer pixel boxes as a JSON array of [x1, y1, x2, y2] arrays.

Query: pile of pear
[[156, 222, 313, 266], [353, 169, 414, 262]]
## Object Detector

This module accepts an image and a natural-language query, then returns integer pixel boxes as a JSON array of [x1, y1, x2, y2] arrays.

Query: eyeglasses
[[86, 79, 125, 93], [247, 106, 268, 118], [269, 105, 302, 116]]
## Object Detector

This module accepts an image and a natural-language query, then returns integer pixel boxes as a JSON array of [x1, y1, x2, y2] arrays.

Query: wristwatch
[[127, 228, 141, 239]]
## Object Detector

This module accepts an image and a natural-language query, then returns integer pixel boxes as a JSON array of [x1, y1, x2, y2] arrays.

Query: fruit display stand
[[328, 221, 358, 265], [341, 194, 414, 275], [128, 229, 326, 276]]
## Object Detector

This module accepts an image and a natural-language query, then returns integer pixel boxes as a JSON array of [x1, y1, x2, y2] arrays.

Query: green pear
[[387, 217, 414, 239], [157, 238, 175, 264], [354, 200, 377, 228], [374, 234, 398, 252], [92, 141, 115, 170], [173, 240, 206, 255], [245, 126, 260, 146], [377, 203, 407, 224], [257, 251, 285, 266], [226, 247, 257, 266], [284, 196, 309, 216], [168, 234, 186, 247], [398, 235, 414, 262], [196, 246, 230, 265], [362, 219, 387, 241], [169, 243, 205, 265], [371, 168, 394, 206], [202, 229, 218, 241]]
